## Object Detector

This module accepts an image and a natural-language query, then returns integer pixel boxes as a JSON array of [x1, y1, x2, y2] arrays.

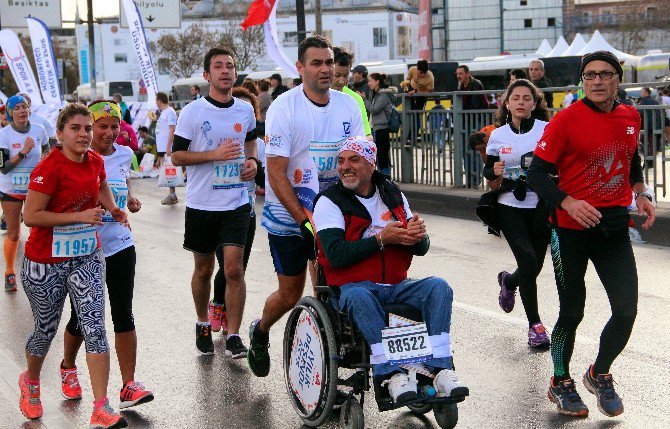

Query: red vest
[[316, 176, 413, 286]]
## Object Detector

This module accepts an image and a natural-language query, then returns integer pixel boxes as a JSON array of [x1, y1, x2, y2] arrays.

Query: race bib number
[[213, 156, 245, 190], [102, 179, 128, 222], [52, 224, 97, 258], [10, 167, 32, 194], [382, 323, 432, 364], [309, 140, 343, 191], [504, 165, 523, 181]]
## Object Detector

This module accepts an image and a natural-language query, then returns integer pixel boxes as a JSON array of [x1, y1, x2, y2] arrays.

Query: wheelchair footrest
[[376, 393, 467, 412]]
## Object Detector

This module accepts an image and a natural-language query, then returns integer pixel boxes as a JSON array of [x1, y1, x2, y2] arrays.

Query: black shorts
[[268, 233, 316, 277], [184, 204, 250, 254], [0, 191, 23, 202]]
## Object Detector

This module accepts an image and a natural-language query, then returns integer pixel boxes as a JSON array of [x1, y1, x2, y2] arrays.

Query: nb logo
[[626, 127, 635, 135]]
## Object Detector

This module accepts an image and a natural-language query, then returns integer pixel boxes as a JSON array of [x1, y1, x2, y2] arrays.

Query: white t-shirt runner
[[97, 143, 134, 257], [174, 96, 256, 211], [262, 86, 365, 236], [486, 120, 547, 209], [0, 123, 48, 197], [313, 190, 412, 238], [156, 106, 177, 153]]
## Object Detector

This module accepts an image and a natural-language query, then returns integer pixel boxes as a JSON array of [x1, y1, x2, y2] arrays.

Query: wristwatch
[[636, 192, 653, 202], [17, 152, 26, 159]]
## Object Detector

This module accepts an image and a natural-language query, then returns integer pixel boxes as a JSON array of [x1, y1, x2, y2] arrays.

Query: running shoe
[[119, 381, 154, 409], [497, 271, 515, 313], [18, 371, 42, 420], [381, 372, 417, 403], [90, 399, 127, 429], [547, 377, 589, 417], [433, 369, 469, 398], [5, 274, 17, 292], [583, 365, 624, 417], [196, 323, 214, 355], [247, 319, 271, 377], [161, 194, 178, 205], [528, 322, 551, 348], [60, 364, 83, 400], [225, 335, 248, 359], [208, 301, 224, 333]]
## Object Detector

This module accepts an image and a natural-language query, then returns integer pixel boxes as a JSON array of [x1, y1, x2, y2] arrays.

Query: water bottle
[[420, 385, 436, 398]]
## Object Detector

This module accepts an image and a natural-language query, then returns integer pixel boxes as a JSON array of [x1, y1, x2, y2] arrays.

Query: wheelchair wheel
[[339, 397, 364, 429], [407, 402, 433, 415], [434, 403, 458, 429], [284, 296, 339, 427]]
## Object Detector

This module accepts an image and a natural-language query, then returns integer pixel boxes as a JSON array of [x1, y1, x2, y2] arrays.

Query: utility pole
[[296, 0, 306, 44], [315, 0, 322, 36], [87, 0, 96, 96], [499, 0, 504, 54]]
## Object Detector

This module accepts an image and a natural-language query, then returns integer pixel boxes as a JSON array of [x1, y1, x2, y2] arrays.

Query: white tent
[[576, 30, 638, 61], [561, 33, 588, 57], [545, 36, 569, 57], [536, 39, 553, 56]]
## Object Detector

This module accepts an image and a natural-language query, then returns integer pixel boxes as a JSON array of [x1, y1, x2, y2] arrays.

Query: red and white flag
[[241, 0, 278, 30]]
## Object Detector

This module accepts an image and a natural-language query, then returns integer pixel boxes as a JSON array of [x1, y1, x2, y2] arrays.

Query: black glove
[[300, 219, 315, 249], [513, 177, 527, 201]]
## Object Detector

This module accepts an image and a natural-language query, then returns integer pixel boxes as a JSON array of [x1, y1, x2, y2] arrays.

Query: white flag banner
[[0, 29, 43, 105], [120, 0, 159, 102], [26, 17, 63, 104], [263, 1, 299, 78]]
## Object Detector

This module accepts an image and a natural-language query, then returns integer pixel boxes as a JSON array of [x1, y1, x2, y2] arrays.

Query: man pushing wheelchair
[[312, 136, 469, 403]]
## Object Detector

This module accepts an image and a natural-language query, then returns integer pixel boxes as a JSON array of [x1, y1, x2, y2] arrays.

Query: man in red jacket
[[312, 136, 468, 404]]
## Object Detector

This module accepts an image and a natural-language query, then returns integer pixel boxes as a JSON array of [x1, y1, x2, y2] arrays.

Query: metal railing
[[387, 85, 670, 198]]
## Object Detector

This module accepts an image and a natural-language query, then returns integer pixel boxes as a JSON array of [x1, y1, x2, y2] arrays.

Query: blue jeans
[[336, 277, 455, 377]]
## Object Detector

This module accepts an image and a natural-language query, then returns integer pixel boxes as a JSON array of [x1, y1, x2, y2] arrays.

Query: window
[[520, 0, 527, 5], [114, 53, 127, 63], [524, 19, 532, 28], [113, 39, 125, 46], [373, 27, 387, 47], [547, 18, 556, 27], [283, 31, 299, 47]]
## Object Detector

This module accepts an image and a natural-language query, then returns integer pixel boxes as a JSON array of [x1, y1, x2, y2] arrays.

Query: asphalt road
[[1, 178, 668, 429]]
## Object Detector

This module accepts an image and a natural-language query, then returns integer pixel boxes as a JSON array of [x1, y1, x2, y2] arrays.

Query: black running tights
[[497, 204, 548, 326], [549, 226, 638, 380]]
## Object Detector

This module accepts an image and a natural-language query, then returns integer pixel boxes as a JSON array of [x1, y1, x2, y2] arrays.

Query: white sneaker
[[381, 372, 417, 403], [433, 369, 469, 398]]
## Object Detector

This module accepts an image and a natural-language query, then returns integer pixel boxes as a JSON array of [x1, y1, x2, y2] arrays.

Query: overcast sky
[[63, 0, 120, 21]]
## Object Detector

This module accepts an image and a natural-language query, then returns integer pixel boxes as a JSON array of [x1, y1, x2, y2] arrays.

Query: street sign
[[119, 0, 181, 29], [0, 0, 63, 29]]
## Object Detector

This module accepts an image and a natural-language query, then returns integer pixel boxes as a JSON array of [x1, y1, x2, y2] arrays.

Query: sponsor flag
[[241, 0, 277, 30], [26, 17, 63, 104], [120, 0, 158, 102], [262, 1, 299, 78], [0, 29, 43, 105]]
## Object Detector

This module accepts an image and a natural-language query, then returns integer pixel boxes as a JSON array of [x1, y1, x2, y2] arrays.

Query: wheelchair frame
[[282, 285, 466, 429]]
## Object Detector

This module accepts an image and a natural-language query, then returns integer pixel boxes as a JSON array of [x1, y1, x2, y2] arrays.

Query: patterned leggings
[[21, 249, 109, 356]]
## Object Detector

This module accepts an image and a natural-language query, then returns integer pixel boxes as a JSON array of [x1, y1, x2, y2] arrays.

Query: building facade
[[431, 0, 563, 61]]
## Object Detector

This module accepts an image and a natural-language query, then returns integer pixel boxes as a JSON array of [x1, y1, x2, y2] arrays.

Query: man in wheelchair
[[312, 137, 469, 404]]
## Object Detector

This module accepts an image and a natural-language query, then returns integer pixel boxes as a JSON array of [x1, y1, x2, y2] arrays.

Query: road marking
[[0, 350, 76, 429]]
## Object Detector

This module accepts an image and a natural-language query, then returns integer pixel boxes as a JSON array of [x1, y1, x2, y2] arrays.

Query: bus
[[74, 81, 143, 103], [636, 52, 670, 83]]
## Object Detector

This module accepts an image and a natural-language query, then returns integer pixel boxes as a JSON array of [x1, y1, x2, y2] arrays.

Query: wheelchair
[[282, 284, 467, 429]]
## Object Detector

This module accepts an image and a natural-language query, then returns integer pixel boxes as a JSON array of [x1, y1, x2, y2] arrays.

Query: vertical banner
[[0, 29, 44, 105], [26, 17, 63, 104], [120, 0, 158, 102], [418, 0, 432, 60], [263, 1, 299, 78]]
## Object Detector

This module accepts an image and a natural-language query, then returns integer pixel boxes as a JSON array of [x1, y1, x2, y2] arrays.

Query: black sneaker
[[196, 323, 214, 355], [247, 319, 270, 377], [225, 335, 248, 359], [583, 366, 624, 417], [547, 377, 589, 417]]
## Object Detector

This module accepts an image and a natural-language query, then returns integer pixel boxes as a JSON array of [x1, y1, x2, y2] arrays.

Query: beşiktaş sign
[[119, 0, 181, 29], [0, 0, 62, 29]]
